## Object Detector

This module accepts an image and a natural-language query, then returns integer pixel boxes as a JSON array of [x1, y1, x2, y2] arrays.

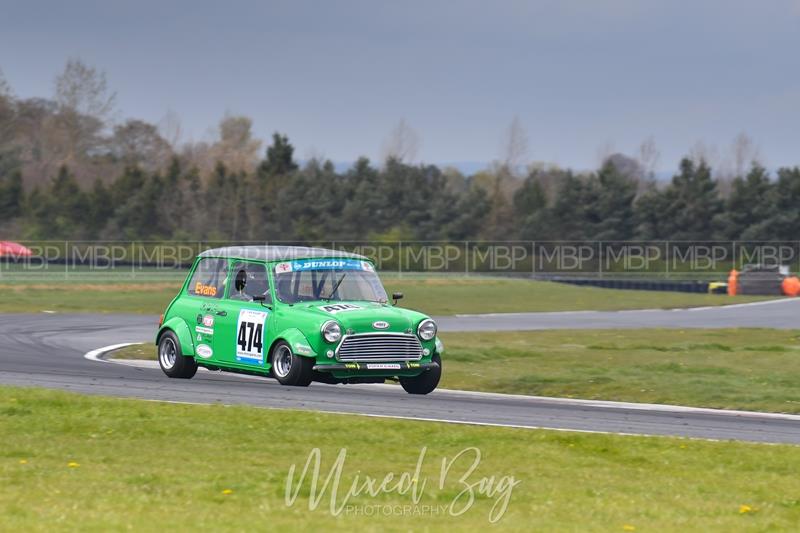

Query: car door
[[212, 260, 274, 370], [178, 257, 229, 361]]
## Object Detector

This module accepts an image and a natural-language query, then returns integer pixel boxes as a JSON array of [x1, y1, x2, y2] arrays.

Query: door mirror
[[253, 294, 272, 309], [392, 292, 404, 305]]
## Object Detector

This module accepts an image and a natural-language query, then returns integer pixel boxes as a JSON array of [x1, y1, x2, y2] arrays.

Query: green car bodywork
[[156, 246, 443, 394]]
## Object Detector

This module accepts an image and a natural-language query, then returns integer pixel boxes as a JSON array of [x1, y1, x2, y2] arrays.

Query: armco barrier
[[546, 277, 710, 294]]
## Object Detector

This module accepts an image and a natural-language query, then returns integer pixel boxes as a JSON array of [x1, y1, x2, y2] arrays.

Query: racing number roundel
[[236, 309, 268, 364]]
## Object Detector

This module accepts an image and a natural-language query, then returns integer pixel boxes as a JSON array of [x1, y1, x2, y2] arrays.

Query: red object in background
[[727, 269, 738, 296], [782, 276, 800, 297], [0, 241, 33, 257]]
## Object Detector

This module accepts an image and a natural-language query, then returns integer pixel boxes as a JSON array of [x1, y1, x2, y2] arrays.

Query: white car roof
[[198, 245, 368, 262]]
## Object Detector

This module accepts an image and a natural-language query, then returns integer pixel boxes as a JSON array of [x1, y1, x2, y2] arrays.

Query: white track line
[[85, 342, 800, 423], [87, 344, 271, 381], [84, 343, 140, 362], [455, 310, 598, 318], [454, 297, 794, 318], [137, 398, 712, 442], [711, 298, 797, 309]]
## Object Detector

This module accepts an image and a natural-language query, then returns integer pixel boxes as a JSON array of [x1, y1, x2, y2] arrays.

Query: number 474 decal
[[236, 309, 268, 364]]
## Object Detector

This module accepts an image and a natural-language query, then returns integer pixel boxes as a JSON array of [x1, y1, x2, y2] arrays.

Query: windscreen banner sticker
[[236, 309, 268, 364], [274, 259, 374, 273], [319, 303, 362, 314]]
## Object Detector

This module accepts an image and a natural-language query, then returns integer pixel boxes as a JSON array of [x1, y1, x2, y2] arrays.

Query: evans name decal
[[194, 282, 217, 296]]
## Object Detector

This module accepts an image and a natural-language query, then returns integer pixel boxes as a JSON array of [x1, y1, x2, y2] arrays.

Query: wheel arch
[[156, 317, 195, 357], [268, 328, 317, 360]]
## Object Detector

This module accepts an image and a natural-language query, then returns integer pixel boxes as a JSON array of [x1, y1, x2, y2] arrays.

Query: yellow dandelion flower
[[739, 504, 753, 514], [222, 489, 233, 495], [19, 459, 28, 464], [623, 525, 636, 531], [67, 462, 80, 468]]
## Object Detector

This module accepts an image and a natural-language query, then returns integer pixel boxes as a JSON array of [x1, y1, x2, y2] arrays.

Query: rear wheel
[[158, 330, 197, 379], [400, 354, 441, 395], [271, 341, 313, 387]]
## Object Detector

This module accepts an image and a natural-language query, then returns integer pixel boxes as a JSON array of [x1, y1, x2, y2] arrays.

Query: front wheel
[[271, 341, 313, 387], [158, 330, 197, 379], [400, 354, 441, 395]]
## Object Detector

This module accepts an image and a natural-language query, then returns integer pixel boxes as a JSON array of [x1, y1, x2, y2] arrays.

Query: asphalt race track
[[438, 297, 800, 331], [1, 303, 800, 444]]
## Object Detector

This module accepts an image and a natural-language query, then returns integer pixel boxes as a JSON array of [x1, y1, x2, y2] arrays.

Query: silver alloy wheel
[[273, 345, 293, 378], [159, 337, 177, 369]]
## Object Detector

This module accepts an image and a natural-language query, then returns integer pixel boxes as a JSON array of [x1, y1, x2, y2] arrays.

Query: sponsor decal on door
[[196, 344, 213, 359]]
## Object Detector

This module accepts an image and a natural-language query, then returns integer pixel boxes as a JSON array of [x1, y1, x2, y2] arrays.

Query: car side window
[[229, 261, 271, 303], [186, 258, 227, 299]]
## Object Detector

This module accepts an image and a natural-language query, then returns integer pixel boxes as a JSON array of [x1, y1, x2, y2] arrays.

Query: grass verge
[[439, 328, 800, 413], [0, 277, 771, 315], [3, 386, 800, 530], [116, 328, 800, 413]]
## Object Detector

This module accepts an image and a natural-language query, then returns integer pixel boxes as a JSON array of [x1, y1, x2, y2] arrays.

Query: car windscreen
[[273, 259, 388, 304]]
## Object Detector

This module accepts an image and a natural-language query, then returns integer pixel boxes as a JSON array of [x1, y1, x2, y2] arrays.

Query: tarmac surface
[[1, 302, 799, 444]]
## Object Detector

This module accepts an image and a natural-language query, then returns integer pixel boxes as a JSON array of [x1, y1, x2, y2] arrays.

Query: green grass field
[[0, 276, 771, 315], [438, 328, 800, 413], [117, 328, 800, 414], [3, 386, 800, 531]]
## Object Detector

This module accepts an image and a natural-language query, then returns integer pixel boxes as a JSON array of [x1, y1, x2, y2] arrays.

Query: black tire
[[400, 353, 441, 395], [158, 330, 197, 379], [270, 341, 314, 387]]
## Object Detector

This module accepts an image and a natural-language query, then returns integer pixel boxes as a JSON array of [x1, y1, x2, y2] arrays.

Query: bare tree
[[44, 59, 118, 175], [180, 140, 214, 177], [158, 109, 183, 149], [0, 68, 15, 142], [636, 136, 660, 181], [54, 59, 116, 122], [731, 132, 760, 177], [689, 140, 719, 168], [209, 114, 262, 174], [381, 118, 420, 163], [0, 67, 12, 99], [111, 119, 173, 172], [500, 116, 529, 176]]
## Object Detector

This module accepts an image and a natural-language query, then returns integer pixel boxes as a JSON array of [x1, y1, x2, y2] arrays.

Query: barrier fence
[[1, 241, 799, 282]]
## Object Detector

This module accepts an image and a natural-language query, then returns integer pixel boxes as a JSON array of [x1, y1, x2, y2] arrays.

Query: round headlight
[[417, 319, 437, 341], [321, 320, 342, 343]]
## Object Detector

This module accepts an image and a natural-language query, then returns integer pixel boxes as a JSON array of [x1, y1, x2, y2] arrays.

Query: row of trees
[[513, 159, 800, 242], [4, 137, 800, 242], [2, 60, 800, 242], [2, 135, 489, 241]]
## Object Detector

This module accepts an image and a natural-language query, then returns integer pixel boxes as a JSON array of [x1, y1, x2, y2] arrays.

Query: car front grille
[[336, 333, 423, 362]]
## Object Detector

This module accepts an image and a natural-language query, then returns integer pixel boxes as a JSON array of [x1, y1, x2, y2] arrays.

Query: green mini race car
[[156, 246, 443, 394]]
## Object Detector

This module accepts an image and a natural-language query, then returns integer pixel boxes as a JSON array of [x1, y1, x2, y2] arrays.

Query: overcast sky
[[1, 0, 799, 172]]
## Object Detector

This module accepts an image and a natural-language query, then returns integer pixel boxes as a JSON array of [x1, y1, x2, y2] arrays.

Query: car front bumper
[[313, 361, 440, 373]]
